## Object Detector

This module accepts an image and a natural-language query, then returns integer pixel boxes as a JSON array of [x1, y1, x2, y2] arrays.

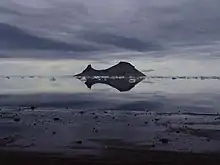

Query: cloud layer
[[0, 0, 220, 59]]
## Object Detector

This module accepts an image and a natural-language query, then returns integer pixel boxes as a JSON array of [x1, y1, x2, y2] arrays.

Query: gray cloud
[[0, 6, 21, 15], [0, 0, 220, 59], [79, 32, 162, 51], [0, 23, 97, 51]]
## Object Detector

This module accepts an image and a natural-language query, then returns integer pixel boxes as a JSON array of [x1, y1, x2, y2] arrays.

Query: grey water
[[0, 58, 220, 114]]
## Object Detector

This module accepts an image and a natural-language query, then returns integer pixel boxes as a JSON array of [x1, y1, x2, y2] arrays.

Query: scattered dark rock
[[151, 144, 155, 148], [206, 138, 210, 142], [13, 118, 20, 122], [30, 106, 35, 110], [50, 77, 56, 81], [145, 121, 148, 124], [79, 111, 84, 115], [53, 117, 60, 121], [52, 131, 56, 135], [155, 118, 160, 122], [93, 127, 98, 133], [0, 136, 17, 146], [176, 130, 180, 134], [94, 116, 98, 119], [76, 140, 83, 144], [160, 138, 169, 144]]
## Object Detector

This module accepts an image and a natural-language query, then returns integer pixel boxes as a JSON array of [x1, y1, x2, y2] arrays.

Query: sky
[[0, 0, 220, 76], [0, 0, 220, 58]]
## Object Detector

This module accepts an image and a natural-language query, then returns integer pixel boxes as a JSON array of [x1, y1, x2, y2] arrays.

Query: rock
[[155, 118, 160, 121], [151, 144, 155, 148], [53, 117, 60, 121], [50, 77, 56, 81], [13, 118, 20, 122], [76, 140, 83, 144], [160, 138, 169, 144], [93, 127, 98, 133]]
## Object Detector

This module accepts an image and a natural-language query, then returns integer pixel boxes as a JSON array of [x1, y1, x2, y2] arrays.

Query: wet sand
[[1, 108, 220, 164], [1, 148, 220, 165]]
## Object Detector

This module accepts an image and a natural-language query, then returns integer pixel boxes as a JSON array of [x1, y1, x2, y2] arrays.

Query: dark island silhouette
[[75, 61, 146, 77], [75, 62, 146, 92]]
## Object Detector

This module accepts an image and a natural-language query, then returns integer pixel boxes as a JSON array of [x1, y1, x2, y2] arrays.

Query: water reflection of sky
[[0, 58, 220, 114], [0, 57, 220, 94]]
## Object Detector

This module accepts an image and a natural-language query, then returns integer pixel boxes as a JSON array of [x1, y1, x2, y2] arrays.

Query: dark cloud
[[79, 32, 162, 52], [0, 23, 97, 52], [0, 7, 21, 15]]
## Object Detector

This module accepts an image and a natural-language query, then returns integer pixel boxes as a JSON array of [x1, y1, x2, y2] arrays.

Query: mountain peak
[[85, 64, 93, 71], [118, 61, 132, 65]]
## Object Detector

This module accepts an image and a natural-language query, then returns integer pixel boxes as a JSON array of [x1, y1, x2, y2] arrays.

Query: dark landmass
[[75, 62, 146, 77]]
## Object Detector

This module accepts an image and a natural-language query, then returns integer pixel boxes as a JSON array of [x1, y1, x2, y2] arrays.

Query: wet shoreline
[[1, 147, 220, 165]]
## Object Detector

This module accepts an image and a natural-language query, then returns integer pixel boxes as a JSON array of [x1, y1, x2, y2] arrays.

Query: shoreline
[[1, 148, 220, 165]]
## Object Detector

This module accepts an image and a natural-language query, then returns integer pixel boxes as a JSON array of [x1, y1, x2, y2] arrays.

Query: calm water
[[0, 57, 220, 114]]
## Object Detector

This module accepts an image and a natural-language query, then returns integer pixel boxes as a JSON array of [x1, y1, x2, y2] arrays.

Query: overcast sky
[[0, 0, 220, 59]]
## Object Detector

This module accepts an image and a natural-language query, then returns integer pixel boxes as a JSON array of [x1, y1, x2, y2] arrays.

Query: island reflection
[[76, 77, 145, 92]]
